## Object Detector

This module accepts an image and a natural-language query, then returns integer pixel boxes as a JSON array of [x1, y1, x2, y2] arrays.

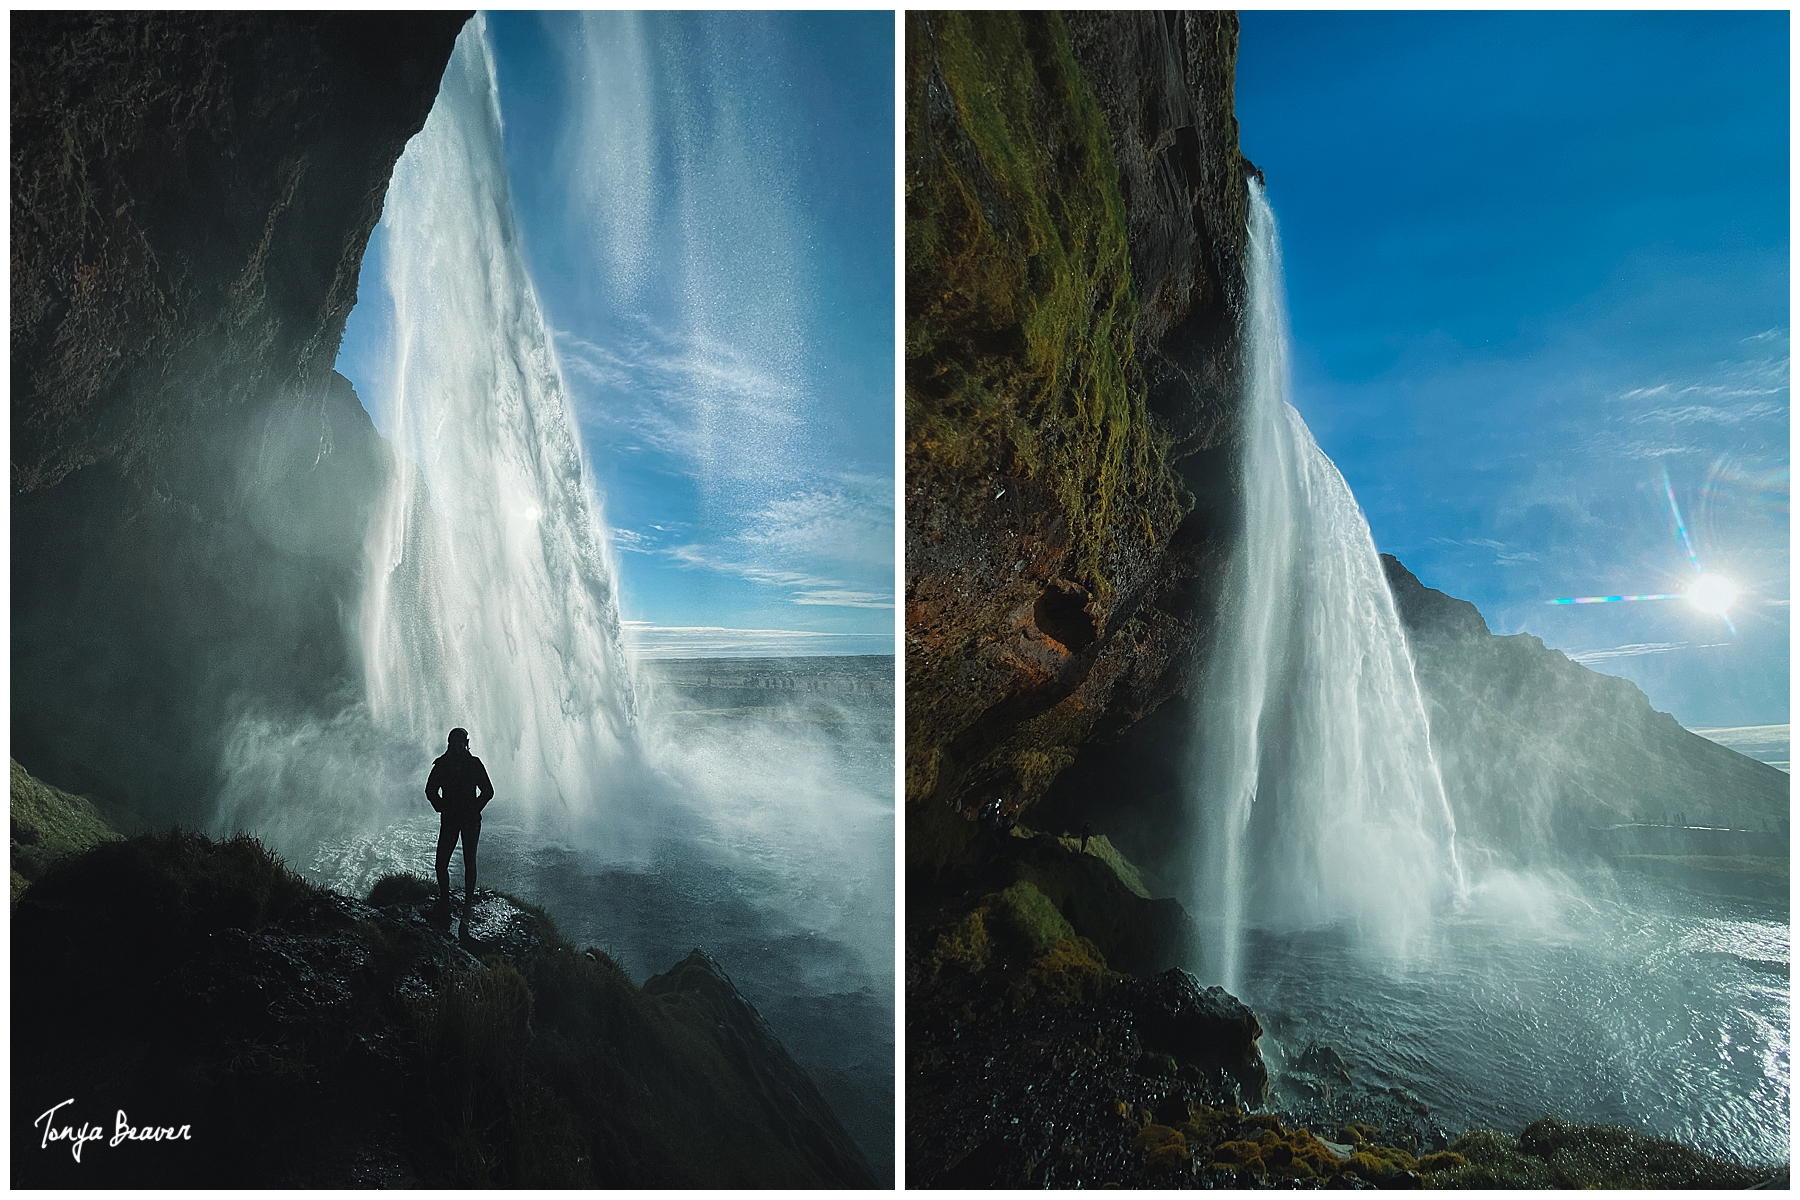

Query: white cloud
[[620, 621, 892, 658], [609, 526, 651, 554], [553, 321, 805, 476], [791, 590, 893, 609], [1426, 536, 1539, 565]]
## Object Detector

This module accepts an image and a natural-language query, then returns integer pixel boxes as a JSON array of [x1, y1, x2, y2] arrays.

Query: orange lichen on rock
[[929, 909, 992, 977], [1132, 1124, 1189, 1173]]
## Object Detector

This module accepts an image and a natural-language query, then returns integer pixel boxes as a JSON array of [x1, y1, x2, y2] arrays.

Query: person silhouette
[[426, 727, 493, 919]]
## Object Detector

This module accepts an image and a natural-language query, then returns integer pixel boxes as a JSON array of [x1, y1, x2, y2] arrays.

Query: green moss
[[1133, 1123, 1190, 1172], [930, 908, 992, 976], [1025, 934, 1111, 1005], [1416, 1150, 1469, 1173], [1054, 830, 1153, 899], [1011, 745, 1076, 797], [989, 878, 1074, 955], [906, 12, 1185, 599], [367, 871, 437, 907], [11, 758, 121, 894]]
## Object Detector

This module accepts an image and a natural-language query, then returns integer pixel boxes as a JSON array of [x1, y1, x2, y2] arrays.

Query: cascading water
[[359, 18, 638, 832], [1173, 183, 1786, 1168], [1189, 180, 1465, 989]]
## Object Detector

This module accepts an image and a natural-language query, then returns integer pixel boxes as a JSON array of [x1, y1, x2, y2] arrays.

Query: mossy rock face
[[904, 12, 1251, 867], [10, 758, 122, 895], [905, 12, 1227, 857], [908, 12, 1177, 595]]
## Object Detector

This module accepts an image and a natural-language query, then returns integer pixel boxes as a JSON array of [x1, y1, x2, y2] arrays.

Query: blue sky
[[1237, 11, 1788, 728], [341, 12, 894, 658]]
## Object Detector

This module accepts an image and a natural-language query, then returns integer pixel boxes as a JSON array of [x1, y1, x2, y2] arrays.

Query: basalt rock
[[907, 950, 1277, 1187], [1114, 969, 1270, 1107], [905, 10, 1253, 869], [644, 950, 877, 1188], [12, 832, 873, 1188], [11, 13, 465, 823]]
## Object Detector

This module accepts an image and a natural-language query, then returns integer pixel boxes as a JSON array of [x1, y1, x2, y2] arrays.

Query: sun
[[1686, 573, 1739, 616]]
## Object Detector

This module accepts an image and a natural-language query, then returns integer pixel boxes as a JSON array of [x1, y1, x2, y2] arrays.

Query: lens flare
[[1686, 573, 1739, 616]]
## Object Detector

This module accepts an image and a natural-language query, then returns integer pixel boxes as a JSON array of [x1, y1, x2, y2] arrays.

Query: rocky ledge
[[906, 821, 1784, 1189], [12, 828, 874, 1188]]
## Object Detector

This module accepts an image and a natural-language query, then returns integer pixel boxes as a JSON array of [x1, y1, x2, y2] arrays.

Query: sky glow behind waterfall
[[1235, 11, 1787, 728], [340, 12, 895, 658]]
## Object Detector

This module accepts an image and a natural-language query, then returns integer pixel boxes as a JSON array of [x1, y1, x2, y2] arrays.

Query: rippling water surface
[[1241, 871, 1788, 1166]]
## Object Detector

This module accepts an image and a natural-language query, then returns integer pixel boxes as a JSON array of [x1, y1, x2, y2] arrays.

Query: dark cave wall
[[904, 10, 1253, 868], [11, 12, 469, 820]]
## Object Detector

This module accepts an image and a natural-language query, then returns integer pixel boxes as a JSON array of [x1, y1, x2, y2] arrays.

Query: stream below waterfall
[[1242, 871, 1788, 1166]]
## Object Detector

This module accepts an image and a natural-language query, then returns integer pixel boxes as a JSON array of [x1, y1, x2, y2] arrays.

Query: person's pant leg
[[462, 816, 481, 901], [435, 815, 458, 902]]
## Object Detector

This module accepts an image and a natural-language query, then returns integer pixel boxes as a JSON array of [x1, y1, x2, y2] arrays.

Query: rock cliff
[[905, 11, 1254, 869], [1379, 556, 1789, 852], [11, 13, 467, 821], [12, 832, 875, 1188]]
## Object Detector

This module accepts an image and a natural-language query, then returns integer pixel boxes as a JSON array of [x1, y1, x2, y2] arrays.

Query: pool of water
[[1238, 869, 1788, 1166]]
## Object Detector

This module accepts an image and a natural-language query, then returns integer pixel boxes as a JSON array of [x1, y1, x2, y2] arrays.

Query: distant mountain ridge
[[1380, 555, 1789, 856]]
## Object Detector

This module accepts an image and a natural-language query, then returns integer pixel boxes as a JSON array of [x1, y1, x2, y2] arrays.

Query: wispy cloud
[[792, 590, 892, 609], [663, 540, 894, 609], [553, 322, 803, 476], [1610, 352, 1788, 422], [1426, 536, 1540, 564], [621, 621, 892, 658], [1566, 641, 1729, 665], [609, 526, 651, 553]]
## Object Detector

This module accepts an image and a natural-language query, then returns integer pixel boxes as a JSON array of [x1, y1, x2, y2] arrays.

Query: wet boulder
[[1114, 969, 1270, 1106]]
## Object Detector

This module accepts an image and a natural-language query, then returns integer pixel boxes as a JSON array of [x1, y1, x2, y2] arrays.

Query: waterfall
[[359, 18, 638, 830], [1189, 181, 1465, 988]]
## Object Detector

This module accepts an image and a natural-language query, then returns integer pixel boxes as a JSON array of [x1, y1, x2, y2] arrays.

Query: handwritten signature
[[35, 1099, 192, 1163]]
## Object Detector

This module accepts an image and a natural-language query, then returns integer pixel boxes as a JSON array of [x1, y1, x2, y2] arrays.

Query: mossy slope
[[905, 13, 1252, 869], [12, 832, 873, 1188], [10, 757, 126, 900]]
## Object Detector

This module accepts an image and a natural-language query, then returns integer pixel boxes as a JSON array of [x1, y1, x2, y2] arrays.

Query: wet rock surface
[[13, 832, 872, 1188], [644, 949, 876, 1188], [908, 830, 1275, 1187], [905, 11, 1251, 870], [908, 965, 1263, 1188], [1380, 555, 1789, 847]]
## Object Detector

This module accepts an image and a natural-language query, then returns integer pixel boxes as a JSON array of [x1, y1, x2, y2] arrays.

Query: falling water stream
[[360, 22, 639, 834], [216, 18, 893, 1179], [1184, 181, 1787, 1167], [1189, 180, 1464, 990]]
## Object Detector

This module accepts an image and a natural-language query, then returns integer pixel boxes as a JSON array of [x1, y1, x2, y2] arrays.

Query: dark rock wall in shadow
[[11, 12, 468, 821]]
